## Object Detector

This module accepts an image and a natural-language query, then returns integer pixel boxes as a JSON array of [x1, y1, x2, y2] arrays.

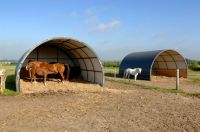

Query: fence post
[[176, 69, 179, 90]]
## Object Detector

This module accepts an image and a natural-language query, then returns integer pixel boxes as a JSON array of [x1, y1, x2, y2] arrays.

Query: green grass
[[2, 89, 19, 96], [104, 67, 200, 85], [1, 64, 19, 96], [188, 70, 200, 84], [104, 67, 119, 77]]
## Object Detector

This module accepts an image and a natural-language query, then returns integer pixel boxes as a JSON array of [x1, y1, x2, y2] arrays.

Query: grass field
[[104, 67, 119, 77], [104, 67, 200, 84], [188, 69, 200, 84], [0, 65, 200, 96]]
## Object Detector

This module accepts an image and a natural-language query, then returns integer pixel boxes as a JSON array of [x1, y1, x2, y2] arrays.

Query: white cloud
[[82, 7, 121, 33], [84, 8, 97, 24], [92, 20, 121, 32]]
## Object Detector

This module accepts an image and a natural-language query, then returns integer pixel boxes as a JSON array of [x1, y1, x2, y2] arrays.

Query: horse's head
[[25, 62, 33, 70], [137, 68, 142, 74], [25, 63, 29, 70]]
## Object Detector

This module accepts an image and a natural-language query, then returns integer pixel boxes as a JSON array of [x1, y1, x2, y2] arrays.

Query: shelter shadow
[[5, 74, 16, 91]]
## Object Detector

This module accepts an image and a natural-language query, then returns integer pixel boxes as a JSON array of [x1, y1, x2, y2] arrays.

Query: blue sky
[[0, 0, 199, 60]]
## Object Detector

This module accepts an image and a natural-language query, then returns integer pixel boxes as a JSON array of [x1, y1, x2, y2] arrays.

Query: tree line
[[103, 61, 120, 67]]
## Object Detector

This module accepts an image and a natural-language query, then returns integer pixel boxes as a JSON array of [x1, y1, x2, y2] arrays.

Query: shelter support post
[[114, 68, 116, 78], [176, 69, 179, 90]]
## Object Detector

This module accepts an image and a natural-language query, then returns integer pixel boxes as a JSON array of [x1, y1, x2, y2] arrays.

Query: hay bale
[[0, 69, 7, 93]]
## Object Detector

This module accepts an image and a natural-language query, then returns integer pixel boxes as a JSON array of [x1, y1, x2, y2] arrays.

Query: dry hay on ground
[[151, 76, 200, 93], [151, 75, 186, 81], [20, 79, 104, 94], [20, 79, 128, 96]]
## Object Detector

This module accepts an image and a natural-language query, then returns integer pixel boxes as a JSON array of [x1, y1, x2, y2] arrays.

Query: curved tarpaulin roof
[[15, 37, 104, 92], [119, 50, 188, 80]]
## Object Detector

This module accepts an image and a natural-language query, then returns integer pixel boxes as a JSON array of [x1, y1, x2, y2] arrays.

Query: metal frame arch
[[15, 37, 104, 92], [67, 42, 96, 82], [150, 49, 188, 80]]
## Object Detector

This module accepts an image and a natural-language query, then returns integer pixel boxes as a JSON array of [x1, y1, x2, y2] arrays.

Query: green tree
[[189, 60, 200, 71]]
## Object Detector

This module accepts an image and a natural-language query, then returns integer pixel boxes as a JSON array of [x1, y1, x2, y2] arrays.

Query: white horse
[[124, 68, 142, 81]]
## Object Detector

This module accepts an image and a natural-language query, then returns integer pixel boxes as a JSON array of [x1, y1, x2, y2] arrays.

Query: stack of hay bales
[[0, 65, 7, 93]]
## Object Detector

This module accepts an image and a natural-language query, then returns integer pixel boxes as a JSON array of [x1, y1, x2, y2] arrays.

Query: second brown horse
[[26, 61, 70, 85]]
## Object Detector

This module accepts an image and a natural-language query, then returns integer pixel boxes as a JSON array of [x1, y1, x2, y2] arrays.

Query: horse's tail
[[64, 64, 70, 80]]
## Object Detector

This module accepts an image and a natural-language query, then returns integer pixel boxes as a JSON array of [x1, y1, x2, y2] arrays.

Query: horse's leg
[[44, 73, 47, 86], [124, 71, 126, 78], [33, 73, 36, 83], [128, 73, 130, 82], [124, 71, 128, 79], [30, 73, 33, 83], [29, 69, 32, 82], [59, 72, 65, 83], [126, 71, 129, 79], [31, 74, 37, 83], [135, 73, 138, 81], [34, 75, 37, 83], [30, 74, 33, 83], [29, 69, 34, 83], [31, 67, 37, 83]]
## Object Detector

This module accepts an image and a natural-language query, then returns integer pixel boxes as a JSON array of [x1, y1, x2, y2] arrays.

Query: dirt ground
[[149, 76, 200, 93], [0, 80, 200, 132], [110, 76, 200, 94]]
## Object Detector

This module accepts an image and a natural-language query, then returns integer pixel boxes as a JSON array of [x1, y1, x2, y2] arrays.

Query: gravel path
[[0, 81, 200, 132]]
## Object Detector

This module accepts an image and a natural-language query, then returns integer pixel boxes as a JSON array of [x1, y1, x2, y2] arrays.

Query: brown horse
[[26, 61, 70, 85]]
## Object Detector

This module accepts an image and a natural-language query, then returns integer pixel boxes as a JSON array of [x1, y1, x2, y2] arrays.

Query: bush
[[189, 61, 200, 71], [103, 61, 120, 67], [190, 66, 200, 71]]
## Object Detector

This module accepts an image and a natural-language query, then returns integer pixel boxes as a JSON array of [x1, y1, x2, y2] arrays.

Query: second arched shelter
[[119, 50, 188, 80]]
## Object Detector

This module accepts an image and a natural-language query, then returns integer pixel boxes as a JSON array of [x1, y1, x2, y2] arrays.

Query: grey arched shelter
[[15, 37, 104, 92], [119, 50, 188, 80]]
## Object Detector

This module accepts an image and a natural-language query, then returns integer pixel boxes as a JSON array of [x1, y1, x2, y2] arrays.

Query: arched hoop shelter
[[16, 37, 104, 92], [119, 50, 188, 80]]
